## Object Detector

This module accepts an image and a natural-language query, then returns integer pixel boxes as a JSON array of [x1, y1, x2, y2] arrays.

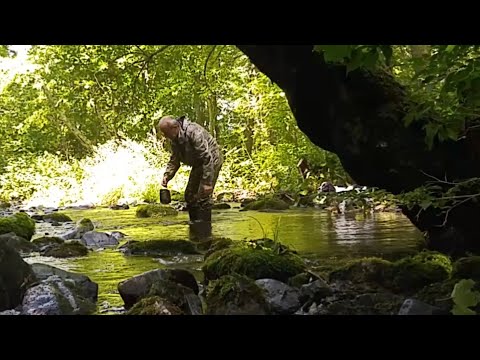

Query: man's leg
[[185, 166, 203, 222]]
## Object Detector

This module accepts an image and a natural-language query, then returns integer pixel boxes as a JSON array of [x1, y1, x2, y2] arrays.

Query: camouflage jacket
[[164, 119, 223, 185]]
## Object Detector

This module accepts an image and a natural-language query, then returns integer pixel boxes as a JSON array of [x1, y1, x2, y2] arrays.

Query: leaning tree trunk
[[237, 45, 480, 257]]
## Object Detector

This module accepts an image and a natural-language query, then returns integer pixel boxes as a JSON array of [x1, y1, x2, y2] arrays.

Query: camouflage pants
[[185, 157, 223, 211]]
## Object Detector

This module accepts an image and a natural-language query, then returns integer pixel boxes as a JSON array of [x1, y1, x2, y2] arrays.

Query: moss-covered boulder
[[288, 272, 315, 289], [242, 198, 289, 211], [42, 241, 89, 258], [204, 238, 235, 259], [414, 278, 457, 312], [389, 252, 452, 292], [148, 281, 203, 315], [135, 204, 178, 218], [62, 218, 95, 240], [32, 236, 65, 248], [118, 268, 200, 309], [42, 212, 72, 223], [212, 203, 231, 210], [329, 252, 452, 294], [206, 274, 269, 315], [452, 256, 480, 281], [0, 240, 37, 311], [126, 296, 184, 315], [0, 212, 36, 241], [202, 245, 305, 283], [0, 232, 38, 254], [329, 257, 393, 285], [123, 240, 199, 257]]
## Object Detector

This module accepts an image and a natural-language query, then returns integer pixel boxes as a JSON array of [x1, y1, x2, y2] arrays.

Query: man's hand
[[161, 175, 169, 188], [200, 184, 213, 197]]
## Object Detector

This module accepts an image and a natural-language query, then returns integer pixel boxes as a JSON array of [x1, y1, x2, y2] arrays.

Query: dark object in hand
[[160, 189, 171, 204]]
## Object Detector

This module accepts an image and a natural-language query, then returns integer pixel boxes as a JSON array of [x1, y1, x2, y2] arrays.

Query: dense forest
[[2, 45, 480, 316]]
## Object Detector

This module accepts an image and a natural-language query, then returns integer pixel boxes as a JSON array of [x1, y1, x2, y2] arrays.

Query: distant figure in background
[[318, 181, 336, 193], [156, 115, 223, 239]]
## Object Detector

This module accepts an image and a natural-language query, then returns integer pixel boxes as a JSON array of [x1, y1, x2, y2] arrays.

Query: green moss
[[126, 240, 199, 256], [147, 280, 195, 313], [389, 251, 452, 292], [242, 198, 289, 211], [43, 212, 72, 223], [415, 278, 457, 309], [135, 204, 178, 218], [288, 273, 312, 288], [43, 241, 89, 258], [329, 257, 394, 284], [0, 212, 36, 240], [202, 245, 305, 283], [78, 218, 94, 228], [452, 256, 480, 281], [204, 238, 235, 259], [126, 296, 184, 315], [32, 236, 65, 247], [206, 274, 268, 315]]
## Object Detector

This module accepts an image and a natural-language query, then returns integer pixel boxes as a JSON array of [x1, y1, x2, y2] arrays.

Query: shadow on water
[[25, 205, 424, 312]]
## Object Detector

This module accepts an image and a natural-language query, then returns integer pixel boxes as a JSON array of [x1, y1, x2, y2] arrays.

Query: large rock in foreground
[[0, 241, 37, 311]]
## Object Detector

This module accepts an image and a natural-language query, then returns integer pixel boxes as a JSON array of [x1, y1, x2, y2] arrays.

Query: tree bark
[[237, 45, 480, 256]]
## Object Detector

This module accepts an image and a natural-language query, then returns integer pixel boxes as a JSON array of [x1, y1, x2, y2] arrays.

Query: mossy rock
[[43, 212, 72, 223], [136, 204, 178, 218], [389, 251, 452, 293], [212, 203, 231, 210], [0, 240, 37, 311], [148, 280, 202, 315], [206, 274, 269, 315], [42, 241, 89, 258], [0, 232, 38, 254], [288, 273, 313, 288], [329, 257, 393, 285], [415, 278, 457, 311], [204, 238, 235, 259], [0, 212, 36, 241], [242, 198, 289, 211], [79, 218, 94, 228], [124, 240, 199, 256], [452, 256, 480, 281], [32, 236, 65, 248], [126, 296, 184, 315], [202, 245, 306, 283]]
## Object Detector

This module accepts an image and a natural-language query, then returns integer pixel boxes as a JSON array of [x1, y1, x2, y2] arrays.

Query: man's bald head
[[157, 116, 180, 140]]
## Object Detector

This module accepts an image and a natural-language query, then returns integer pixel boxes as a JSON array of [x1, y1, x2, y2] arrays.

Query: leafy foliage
[[451, 279, 480, 315]]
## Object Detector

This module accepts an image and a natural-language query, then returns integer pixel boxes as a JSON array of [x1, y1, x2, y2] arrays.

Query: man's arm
[[163, 151, 181, 183]]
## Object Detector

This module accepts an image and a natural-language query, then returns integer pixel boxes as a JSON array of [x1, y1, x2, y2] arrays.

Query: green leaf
[[316, 45, 352, 63], [452, 304, 476, 315], [363, 50, 379, 70], [425, 123, 439, 150], [446, 45, 456, 52], [346, 49, 365, 74], [380, 46, 393, 66], [451, 279, 480, 309], [419, 200, 432, 210], [403, 111, 417, 127]]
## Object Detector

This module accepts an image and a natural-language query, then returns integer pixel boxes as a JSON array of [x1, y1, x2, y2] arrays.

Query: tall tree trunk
[[237, 45, 480, 256]]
